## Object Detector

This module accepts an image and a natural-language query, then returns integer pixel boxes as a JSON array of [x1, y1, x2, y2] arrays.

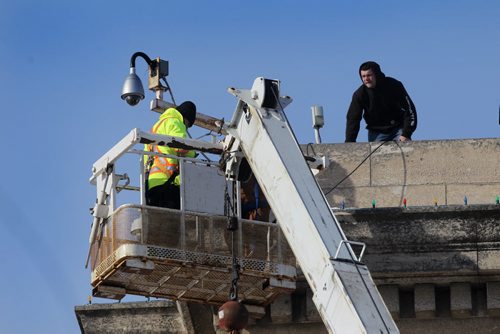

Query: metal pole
[[314, 127, 322, 144]]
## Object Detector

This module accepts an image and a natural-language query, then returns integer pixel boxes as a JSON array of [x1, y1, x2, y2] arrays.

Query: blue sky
[[0, 1, 499, 332]]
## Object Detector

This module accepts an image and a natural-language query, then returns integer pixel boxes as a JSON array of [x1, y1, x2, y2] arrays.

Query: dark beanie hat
[[176, 101, 197, 127]]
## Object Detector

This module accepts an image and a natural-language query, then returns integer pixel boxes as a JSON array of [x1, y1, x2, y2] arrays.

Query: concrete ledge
[[75, 300, 186, 334]]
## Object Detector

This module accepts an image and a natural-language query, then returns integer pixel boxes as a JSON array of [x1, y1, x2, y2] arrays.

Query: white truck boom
[[220, 78, 398, 333]]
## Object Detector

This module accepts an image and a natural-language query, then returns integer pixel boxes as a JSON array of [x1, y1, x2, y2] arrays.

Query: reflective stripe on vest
[[146, 117, 180, 178]]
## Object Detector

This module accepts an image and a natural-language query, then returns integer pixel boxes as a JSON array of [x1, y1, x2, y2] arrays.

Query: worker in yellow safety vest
[[145, 101, 197, 209]]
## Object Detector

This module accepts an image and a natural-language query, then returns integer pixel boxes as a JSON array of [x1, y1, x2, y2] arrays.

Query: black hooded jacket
[[345, 62, 417, 142]]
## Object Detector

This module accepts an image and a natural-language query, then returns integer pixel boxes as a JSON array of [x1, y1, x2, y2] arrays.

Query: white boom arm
[[222, 78, 398, 333]]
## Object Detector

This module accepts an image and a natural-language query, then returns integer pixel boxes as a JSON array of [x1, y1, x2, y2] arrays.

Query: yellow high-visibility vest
[[144, 108, 195, 189]]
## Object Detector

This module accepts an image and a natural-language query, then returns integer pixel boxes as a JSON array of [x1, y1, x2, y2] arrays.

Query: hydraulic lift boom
[[221, 78, 398, 334]]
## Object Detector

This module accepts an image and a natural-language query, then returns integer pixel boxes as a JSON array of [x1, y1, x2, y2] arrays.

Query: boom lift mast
[[220, 78, 398, 333]]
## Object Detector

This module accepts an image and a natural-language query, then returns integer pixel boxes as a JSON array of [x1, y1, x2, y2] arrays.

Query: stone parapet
[[305, 138, 500, 208], [75, 300, 187, 333]]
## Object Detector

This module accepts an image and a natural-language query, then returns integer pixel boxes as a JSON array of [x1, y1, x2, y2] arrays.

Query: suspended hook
[[229, 260, 240, 301]]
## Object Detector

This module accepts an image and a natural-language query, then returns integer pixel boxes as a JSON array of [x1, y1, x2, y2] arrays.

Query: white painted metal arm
[[90, 128, 223, 184], [222, 78, 398, 334]]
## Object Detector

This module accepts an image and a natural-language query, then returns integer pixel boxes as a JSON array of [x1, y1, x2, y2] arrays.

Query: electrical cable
[[323, 140, 389, 196], [196, 130, 214, 140], [306, 142, 317, 157], [394, 139, 408, 206], [186, 129, 213, 162], [130, 52, 152, 68], [161, 77, 176, 106]]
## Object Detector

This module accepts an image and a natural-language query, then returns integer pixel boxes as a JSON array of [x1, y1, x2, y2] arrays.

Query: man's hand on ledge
[[399, 135, 410, 142]]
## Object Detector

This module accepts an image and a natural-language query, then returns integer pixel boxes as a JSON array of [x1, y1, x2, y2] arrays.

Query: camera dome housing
[[121, 68, 145, 106]]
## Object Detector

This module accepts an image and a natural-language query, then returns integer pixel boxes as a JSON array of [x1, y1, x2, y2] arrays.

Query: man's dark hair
[[359, 61, 385, 81], [359, 61, 380, 71]]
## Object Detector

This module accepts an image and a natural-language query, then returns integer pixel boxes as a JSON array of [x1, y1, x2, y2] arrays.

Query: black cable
[[161, 77, 176, 106], [306, 142, 316, 156], [394, 140, 408, 206], [323, 140, 389, 196], [185, 128, 213, 163], [196, 130, 213, 140], [130, 52, 152, 68]]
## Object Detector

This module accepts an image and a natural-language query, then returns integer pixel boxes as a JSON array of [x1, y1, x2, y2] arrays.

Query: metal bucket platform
[[90, 204, 296, 306]]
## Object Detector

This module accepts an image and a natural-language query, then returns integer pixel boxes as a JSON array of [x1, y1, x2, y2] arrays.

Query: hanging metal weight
[[218, 300, 249, 332]]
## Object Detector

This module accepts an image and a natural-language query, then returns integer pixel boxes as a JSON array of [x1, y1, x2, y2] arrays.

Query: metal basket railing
[[91, 204, 296, 280]]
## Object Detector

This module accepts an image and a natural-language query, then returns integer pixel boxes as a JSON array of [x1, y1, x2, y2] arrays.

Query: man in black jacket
[[345, 61, 417, 142]]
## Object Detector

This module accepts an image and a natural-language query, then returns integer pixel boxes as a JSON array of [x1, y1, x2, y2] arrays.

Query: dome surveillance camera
[[121, 67, 145, 106]]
